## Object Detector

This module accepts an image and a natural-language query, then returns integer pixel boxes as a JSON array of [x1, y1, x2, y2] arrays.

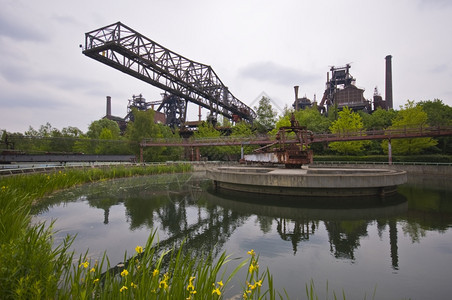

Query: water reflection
[[34, 173, 250, 259], [398, 175, 452, 235], [33, 172, 452, 299], [275, 218, 317, 255], [206, 188, 407, 268], [35, 173, 410, 267]]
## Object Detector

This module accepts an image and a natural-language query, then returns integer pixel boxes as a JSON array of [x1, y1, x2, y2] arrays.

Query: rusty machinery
[[318, 64, 371, 115], [251, 114, 314, 168]]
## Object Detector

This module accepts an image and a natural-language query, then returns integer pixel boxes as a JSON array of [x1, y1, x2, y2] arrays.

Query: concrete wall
[[313, 162, 452, 177], [173, 161, 452, 177]]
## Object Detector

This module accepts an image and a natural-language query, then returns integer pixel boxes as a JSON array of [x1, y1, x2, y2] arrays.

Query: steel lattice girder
[[83, 22, 256, 122]]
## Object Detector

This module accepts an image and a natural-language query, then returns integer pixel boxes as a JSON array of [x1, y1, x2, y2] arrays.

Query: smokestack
[[385, 55, 393, 109], [294, 86, 299, 111], [106, 96, 111, 117]]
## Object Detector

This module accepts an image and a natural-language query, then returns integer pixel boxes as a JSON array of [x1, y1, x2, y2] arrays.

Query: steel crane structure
[[82, 22, 256, 126]]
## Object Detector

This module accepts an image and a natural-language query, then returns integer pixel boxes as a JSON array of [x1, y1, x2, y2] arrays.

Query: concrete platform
[[206, 166, 407, 197]]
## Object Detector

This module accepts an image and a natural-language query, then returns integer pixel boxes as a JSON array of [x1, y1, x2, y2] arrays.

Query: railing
[[0, 162, 141, 176], [313, 125, 452, 143], [313, 161, 452, 166]]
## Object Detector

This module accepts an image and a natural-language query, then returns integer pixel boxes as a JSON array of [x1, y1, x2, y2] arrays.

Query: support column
[[241, 144, 244, 160], [388, 139, 392, 165], [140, 147, 143, 164], [195, 147, 200, 161]]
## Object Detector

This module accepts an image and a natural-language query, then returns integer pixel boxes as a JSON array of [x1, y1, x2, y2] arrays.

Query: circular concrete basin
[[206, 166, 407, 197]]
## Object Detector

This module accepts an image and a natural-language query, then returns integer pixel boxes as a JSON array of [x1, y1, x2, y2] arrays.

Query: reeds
[[62, 231, 256, 299], [0, 164, 193, 299]]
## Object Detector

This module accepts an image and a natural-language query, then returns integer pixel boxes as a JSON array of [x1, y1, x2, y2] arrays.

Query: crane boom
[[82, 22, 256, 123]]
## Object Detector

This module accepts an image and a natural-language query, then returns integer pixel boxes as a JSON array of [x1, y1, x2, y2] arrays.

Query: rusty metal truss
[[140, 125, 452, 147], [82, 22, 256, 123]]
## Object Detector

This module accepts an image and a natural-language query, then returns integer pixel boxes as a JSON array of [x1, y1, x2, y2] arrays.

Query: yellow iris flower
[[212, 287, 221, 296], [120, 286, 128, 292]]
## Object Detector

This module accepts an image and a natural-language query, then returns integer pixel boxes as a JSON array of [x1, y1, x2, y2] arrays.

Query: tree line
[[0, 109, 183, 162], [1, 98, 452, 161]]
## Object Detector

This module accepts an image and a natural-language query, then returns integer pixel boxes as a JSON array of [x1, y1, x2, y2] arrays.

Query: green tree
[[358, 108, 398, 155], [49, 126, 85, 153], [329, 107, 368, 155], [61, 126, 84, 138], [87, 119, 120, 139], [382, 100, 437, 155], [72, 136, 92, 154], [193, 122, 225, 160], [79, 119, 122, 154], [361, 108, 397, 130], [125, 108, 164, 161], [418, 99, 452, 127], [282, 104, 294, 118], [254, 96, 278, 133], [157, 124, 183, 161], [95, 128, 114, 154], [25, 122, 55, 137], [294, 107, 331, 154], [21, 123, 71, 153], [294, 106, 331, 133], [231, 121, 253, 137], [47, 128, 68, 153], [230, 121, 255, 158], [418, 99, 452, 154], [327, 103, 339, 122], [0, 130, 13, 151], [267, 115, 289, 139]]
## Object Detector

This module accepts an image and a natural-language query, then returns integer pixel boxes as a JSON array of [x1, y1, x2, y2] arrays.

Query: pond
[[33, 171, 452, 299]]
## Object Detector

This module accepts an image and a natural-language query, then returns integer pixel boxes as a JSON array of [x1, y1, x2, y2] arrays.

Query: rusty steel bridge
[[139, 125, 452, 163], [82, 22, 256, 125], [140, 126, 452, 148]]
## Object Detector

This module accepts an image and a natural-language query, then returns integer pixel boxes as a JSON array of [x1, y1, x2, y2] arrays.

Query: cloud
[[0, 8, 48, 42], [239, 61, 320, 86], [429, 63, 449, 74], [50, 14, 83, 27], [0, 85, 66, 109], [418, 0, 452, 9]]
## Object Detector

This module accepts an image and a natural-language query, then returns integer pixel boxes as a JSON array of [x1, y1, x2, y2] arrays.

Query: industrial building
[[103, 94, 166, 134], [293, 55, 393, 114]]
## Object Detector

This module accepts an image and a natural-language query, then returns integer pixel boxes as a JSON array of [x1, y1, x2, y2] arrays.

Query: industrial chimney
[[106, 96, 112, 117], [385, 55, 393, 109], [294, 85, 299, 111]]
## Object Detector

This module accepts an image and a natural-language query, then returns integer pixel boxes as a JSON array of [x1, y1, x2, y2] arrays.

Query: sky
[[1, 0, 452, 134]]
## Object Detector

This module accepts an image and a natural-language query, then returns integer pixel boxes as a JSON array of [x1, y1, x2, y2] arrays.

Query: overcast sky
[[1, 0, 451, 133]]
